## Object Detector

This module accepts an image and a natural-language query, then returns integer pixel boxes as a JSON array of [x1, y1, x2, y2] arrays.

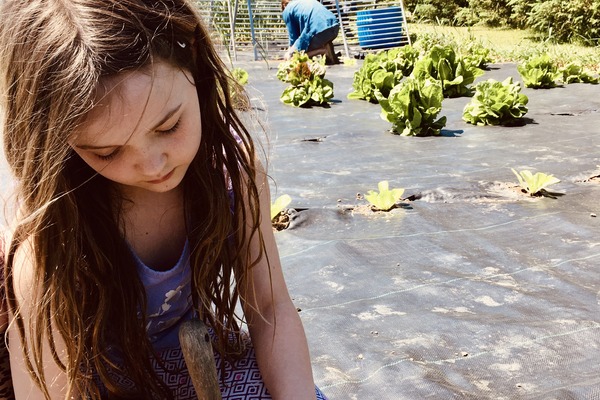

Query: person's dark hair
[[0, 0, 262, 398]]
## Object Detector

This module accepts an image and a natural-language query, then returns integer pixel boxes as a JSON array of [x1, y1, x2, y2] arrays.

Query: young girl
[[0, 0, 327, 399]]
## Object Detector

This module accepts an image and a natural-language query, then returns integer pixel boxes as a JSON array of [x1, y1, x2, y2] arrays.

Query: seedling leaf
[[511, 169, 560, 196], [271, 194, 292, 220], [365, 181, 405, 211]]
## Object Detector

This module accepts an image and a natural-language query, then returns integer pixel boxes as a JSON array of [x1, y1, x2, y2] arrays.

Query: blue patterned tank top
[[130, 241, 195, 351]]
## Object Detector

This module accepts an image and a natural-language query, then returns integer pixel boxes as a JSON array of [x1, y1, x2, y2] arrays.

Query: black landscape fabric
[[243, 61, 600, 399]]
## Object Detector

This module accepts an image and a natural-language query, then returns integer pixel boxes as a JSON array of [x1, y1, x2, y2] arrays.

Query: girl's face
[[70, 60, 201, 196]]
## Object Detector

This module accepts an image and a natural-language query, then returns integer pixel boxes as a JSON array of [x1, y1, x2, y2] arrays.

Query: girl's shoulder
[[2, 228, 38, 313]]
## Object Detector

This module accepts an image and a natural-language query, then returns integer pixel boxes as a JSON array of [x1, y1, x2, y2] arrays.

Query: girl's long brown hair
[[0, 0, 263, 398]]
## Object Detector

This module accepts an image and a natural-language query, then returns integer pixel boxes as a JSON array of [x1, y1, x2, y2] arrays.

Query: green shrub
[[466, 0, 513, 27], [407, 0, 462, 25], [377, 0, 600, 43], [526, 0, 600, 45], [507, 0, 534, 29]]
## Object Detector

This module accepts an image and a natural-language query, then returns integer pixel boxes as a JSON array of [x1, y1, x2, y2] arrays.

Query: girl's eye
[[96, 150, 119, 161], [160, 119, 181, 135]]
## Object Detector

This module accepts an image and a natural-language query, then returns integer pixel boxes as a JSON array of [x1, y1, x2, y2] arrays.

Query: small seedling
[[511, 169, 560, 196], [365, 181, 405, 211], [230, 67, 249, 110], [271, 194, 292, 221], [342, 57, 357, 67], [231, 67, 249, 85]]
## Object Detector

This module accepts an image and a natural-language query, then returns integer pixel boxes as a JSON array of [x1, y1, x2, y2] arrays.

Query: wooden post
[[179, 320, 222, 400]]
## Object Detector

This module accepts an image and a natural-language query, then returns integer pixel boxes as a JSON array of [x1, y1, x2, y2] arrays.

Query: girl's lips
[[147, 168, 175, 184]]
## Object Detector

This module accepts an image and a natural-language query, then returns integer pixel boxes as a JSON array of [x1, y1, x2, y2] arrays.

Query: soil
[[272, 210, 291, 231]]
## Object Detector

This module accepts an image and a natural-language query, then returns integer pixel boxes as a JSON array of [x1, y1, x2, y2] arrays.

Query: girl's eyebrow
[[75, 104, 183, 150]]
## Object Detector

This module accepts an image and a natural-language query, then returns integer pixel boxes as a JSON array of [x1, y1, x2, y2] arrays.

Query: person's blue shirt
[[283, 0, 339, 51]]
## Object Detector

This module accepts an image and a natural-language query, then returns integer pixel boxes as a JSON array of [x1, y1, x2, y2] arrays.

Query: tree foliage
[[406, 0, 600, 45]]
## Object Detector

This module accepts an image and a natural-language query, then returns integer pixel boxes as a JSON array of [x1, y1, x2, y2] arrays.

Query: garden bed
[[240, 60, 600, 399]]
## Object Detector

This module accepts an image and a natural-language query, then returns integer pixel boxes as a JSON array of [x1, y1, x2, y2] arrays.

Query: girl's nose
[[134, 146, 167, 176]]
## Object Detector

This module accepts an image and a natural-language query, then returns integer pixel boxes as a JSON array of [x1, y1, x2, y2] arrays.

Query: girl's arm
[[239, 165, 317, 400], [7, 238, 72, 399]]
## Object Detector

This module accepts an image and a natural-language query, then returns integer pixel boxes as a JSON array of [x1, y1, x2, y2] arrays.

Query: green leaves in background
[[463, 77, 529, 126]]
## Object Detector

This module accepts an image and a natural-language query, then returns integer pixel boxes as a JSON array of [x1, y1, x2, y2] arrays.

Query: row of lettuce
[[273, 38, 599, 136]]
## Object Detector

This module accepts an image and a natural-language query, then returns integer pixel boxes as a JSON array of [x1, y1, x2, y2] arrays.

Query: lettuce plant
[[412, 44, 484, 98], [232, 67, 249, 85], [512, 169, 560, 196], [348, 64, 397, 103], [271, 194, 292, 221], [348, 46, 419, 103], [277, 52, 334, 107], [560, 62, 599, 84], [378, 76, 447, 136], [463, 77, 529, 126], [230, 67, 250, 110], [461, 39, 493, 69], [365, 181, 404, 211], [517, 54, 561, 88]]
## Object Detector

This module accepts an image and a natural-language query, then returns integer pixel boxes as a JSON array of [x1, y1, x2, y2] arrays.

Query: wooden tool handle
[[179, 320, 222, 400]]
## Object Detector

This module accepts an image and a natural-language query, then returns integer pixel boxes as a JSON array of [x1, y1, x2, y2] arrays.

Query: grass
[[410, 23, 600, 70]]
